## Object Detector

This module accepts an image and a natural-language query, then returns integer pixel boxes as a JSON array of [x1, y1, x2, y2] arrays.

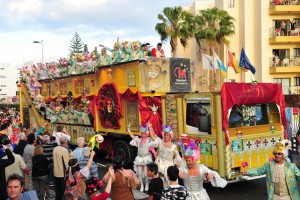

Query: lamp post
[[33, 40, 44, 63]]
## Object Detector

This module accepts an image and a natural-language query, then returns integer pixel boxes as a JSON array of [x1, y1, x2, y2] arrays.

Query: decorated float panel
[[19, 57, 287, 181], [139, 58, 191, 93]]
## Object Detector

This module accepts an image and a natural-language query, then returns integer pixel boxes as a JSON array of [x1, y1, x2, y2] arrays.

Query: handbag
[[85, 177, 103, 195]]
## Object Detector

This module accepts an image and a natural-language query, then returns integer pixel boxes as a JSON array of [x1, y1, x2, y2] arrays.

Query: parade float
[[18, 50, 287, 181]]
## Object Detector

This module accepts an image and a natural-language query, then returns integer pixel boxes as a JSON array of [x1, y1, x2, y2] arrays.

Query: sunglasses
[[273, 152, 283, 155]]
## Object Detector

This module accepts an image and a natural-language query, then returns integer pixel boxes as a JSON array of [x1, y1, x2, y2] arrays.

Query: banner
[[170, 58, 191, 92]]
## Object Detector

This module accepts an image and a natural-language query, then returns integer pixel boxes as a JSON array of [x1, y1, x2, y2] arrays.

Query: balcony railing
[[269, 56, 300, 67], [270, 0, 300, 7], [269, 26, 300, 38]]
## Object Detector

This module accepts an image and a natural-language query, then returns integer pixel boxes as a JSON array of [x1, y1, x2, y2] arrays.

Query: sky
[[0, 0, 201, 96]]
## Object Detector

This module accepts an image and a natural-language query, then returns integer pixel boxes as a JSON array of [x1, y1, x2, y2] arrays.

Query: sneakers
[[140, 184, 144, 192], [144, 184, 149, 192]]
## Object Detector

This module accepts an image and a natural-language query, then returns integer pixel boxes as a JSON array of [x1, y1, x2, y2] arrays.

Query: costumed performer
[[179, 135, 227, 200], [88, 134, 105, 150], [99, 42, 121, 64], [131, 41, 144, 60], [127, 122, 156, 192], [153, 124, 183, 187], [243, 140, 300, 200]]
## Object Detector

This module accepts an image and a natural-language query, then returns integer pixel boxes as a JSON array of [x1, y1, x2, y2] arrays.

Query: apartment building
[[178, 0, 300, 95]]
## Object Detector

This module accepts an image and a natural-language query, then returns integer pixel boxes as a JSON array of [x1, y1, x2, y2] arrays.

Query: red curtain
[[138, 93, 162, 137], [221, 83, 287, 145], [117, 88, 163, 136], [121, 88, 139, 102]]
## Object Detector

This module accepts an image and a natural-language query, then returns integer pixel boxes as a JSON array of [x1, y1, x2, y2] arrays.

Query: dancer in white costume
[[128, 122, 156, 192], [179, 135, 227, 200], [153, 125, 183, 187]]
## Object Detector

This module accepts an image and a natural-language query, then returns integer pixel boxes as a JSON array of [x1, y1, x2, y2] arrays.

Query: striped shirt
[[42, 142, 58, 163], [79, 158, 99, 179]]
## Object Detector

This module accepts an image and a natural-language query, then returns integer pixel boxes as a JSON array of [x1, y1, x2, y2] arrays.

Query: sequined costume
[[182, 164, 227, 200], [130, 136, 155, 192], [130, 136, 154, 171], [153, 137, 182, 187]]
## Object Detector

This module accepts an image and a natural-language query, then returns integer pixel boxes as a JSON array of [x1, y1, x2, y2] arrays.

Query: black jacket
[[32, 154, 50, 177], [14, 140, 28, 156], [0, 149, 15, 200]]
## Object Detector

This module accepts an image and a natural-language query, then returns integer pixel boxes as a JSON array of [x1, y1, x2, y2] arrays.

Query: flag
[[239, 48, 256, 74], [227, 50, 241, 73], [202, 54, 214, 69], [213, 50, 227, 78]]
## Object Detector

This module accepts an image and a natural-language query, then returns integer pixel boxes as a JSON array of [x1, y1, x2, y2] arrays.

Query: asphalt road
[[96, 155, 300, 200], [47, 154, 300, 200]]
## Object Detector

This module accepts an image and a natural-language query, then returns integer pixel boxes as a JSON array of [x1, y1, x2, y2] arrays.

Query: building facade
[[178, 0, 300, 95]]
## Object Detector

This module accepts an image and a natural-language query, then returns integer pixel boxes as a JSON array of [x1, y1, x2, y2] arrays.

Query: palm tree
[[194, 7, 235, 55], [155, 6, 194, 57], [194, 7, 234, 91]]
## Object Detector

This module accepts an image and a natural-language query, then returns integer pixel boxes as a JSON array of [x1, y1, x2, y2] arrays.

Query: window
[[186, 98, 211, 134], [274, 78, 290, 94], [228, 0, 234, 8], [294, 48, 300, 57], [75, 79, 84, 94], [228, 104, 269, 128], [295, 77, 300, 86], [59, 81, 67, 95]]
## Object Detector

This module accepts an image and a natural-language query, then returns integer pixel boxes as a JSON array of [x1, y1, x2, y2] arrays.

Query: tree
[[193, 7, 234, 92], [69, 32, 84, 54], [155, 6, 194, 57], [194, 7, 235, 55]]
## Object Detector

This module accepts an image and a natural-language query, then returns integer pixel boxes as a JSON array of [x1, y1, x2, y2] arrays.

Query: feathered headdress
[[114, 42, 119, 48], [273, 139, 292, 157], [139, 124, 149, 137], [162, 124, 173, 140], [132, 41, 139, 47], [179, 134, 200, 161]]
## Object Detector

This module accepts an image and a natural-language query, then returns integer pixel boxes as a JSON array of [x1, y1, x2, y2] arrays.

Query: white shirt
[[53, 131, 71, 145]]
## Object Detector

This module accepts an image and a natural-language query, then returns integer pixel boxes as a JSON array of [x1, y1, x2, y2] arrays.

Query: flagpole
[[200, 48, 203, 92], [226, 46, 228, 82], [241, 43, 244, 82]]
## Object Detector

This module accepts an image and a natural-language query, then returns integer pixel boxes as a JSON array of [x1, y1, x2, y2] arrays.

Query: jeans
[[54, 176, 66, 200], [24, 171, 33, 191], [48, 163, 54, 183], [32, 175, 48, 200]]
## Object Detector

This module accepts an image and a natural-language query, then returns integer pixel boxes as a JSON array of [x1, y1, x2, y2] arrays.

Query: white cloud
[[0, 0, 199, 96], [0, 0, 196, 65]]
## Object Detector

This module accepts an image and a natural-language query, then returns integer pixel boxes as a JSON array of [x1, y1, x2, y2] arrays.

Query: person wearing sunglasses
[[242, 140, 300, 200]]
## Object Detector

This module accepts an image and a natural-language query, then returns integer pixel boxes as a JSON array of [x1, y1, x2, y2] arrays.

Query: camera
[[0, 135, 10, 148]]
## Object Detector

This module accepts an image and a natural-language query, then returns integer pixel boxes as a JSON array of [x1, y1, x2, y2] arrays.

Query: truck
[[19, 57, 287, 181]]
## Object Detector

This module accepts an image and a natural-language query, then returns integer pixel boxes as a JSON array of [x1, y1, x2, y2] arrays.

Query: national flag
[[213, 50, 227, 78], [239, 48, 256, 74], [227, 50, 241, 73], [202, 54, 214, 69]]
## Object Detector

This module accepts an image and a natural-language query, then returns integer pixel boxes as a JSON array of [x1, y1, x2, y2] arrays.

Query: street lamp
[[33, 40, 44, 63]]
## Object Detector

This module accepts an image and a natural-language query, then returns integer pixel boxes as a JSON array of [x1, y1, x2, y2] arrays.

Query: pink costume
[[129, 124, 155, 192]]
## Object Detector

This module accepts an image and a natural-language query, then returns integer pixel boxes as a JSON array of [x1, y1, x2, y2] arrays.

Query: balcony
[[269, 1, 300, 15], [269, 56, 300, 74], [269, 26, 300, 44]]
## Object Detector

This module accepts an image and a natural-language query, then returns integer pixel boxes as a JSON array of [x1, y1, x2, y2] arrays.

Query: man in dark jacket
[[14, 132, 28, 156], [0, 144, 15, 200]]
